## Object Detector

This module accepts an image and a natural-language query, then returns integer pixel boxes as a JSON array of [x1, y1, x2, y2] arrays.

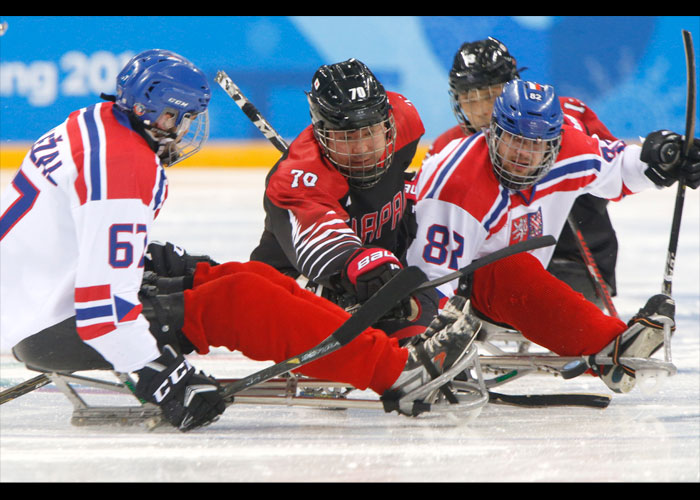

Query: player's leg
[[470, 252, 627, 356], [182, 266, 407, 393]]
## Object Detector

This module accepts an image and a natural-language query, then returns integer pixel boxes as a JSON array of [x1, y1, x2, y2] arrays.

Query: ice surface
[[1, 168, 698, 482]]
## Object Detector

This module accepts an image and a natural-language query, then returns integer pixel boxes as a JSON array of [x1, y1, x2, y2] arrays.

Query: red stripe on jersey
[[510, 174, 598, 211], [67, 109, 88, 205], [435, 139, 501, 223], [101, 103, 160, 205], [75, 284, 112, 302], [610, 184, 635, 202], [486, 212, 509, 239], [77, 322, 116, 341]]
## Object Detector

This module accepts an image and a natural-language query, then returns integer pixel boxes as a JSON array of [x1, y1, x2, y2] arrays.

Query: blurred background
[[1, 16, 698, 167]]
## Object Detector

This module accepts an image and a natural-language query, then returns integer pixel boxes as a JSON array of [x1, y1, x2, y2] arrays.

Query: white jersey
[[0, 102, 166, 372], [406, 125, 657, 298]]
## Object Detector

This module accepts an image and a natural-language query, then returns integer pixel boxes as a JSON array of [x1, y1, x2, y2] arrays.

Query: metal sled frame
[[475, 318, 678, 387], [36, 342, 489, 428], [47, 372, 163, 426], [28, 318, 675, 428]]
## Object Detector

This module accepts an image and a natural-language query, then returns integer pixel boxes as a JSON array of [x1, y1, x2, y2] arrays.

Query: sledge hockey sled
[[473, 313, 677, 395], [17, 341, 489, 429], [2, 304, 676, 428]]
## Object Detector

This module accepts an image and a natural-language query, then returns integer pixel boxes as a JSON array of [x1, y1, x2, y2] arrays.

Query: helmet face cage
[[149, 109, 210, 167], [487, 121, 562, 191], [314, 113, 396, 189], [115, 49, 211, 166], [488, 79, 564, 191], [449, 82, 506, 134]]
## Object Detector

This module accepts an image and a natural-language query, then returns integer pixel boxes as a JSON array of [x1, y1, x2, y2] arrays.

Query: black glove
[[342, 247, 417, 321], [145, 241, 219, 278], [641, 130, 700, 189], [134, 345, 226, 431]]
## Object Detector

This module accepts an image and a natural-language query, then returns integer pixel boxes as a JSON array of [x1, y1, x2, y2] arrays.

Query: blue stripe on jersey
[[75, 304, 113, 320], [112, 106, 133, 130], [0, 171, 40, 241], [153, 167, 166, 210], [483, 188, 510, 232], [542, 158, 602, 184], [83, 105, 102, 201], [425, 134, 479, 200]]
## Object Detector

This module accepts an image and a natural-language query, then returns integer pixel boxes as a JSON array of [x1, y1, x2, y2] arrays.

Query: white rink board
[[1, 167, 698, 482]]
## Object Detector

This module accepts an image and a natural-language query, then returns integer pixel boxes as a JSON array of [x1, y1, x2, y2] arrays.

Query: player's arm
[[264, 167, 362, 288], [585, 130, 700, 200]]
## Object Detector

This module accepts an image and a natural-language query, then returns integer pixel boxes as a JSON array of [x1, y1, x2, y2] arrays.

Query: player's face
[[325, 122, 388, 170], [495, 130, 547, 176], [154, 110, 178, 136], [458, 83, 504, 130]]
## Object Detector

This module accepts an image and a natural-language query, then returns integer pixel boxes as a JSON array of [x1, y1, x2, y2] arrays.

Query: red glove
[[343, 247, 418, 321]]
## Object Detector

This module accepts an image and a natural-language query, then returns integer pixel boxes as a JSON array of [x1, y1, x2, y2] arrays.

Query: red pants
[[181, 261, 408, 394], [470, 252, 627, 356]]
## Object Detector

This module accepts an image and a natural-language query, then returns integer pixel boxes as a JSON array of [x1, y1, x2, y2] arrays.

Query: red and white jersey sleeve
[[0, 102, 165, 371], [407, 126, 655, 298]]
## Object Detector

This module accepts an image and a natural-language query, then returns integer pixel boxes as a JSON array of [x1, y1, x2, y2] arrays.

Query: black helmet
[[307, 59, 396, 189], [448, 37, 522, 134], [449, 37, 520, 93]]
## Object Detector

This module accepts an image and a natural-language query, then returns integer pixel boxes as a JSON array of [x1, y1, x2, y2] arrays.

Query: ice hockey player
[[0, 49, 228, 431], [250, 58, 436, 341], [426, 37, 620, 307], [407, 78, 700, 393], [0, 48, 484, 425]]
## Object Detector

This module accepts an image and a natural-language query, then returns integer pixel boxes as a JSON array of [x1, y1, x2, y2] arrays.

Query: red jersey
[[250, 91, 425, 290]]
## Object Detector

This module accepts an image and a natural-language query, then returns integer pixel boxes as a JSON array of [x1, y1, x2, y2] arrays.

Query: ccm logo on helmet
[[167, 97, 190, 107]]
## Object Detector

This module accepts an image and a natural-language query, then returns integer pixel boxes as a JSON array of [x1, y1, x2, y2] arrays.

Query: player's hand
[[145, 241, 219, 277], [342, 247, 417, 321], [642, 130, 700, 189], [134, 345, 226, 432]]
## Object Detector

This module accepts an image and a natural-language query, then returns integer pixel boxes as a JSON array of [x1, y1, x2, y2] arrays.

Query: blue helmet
[[488, 79, 563, 190], [115, 49, 211, 166]]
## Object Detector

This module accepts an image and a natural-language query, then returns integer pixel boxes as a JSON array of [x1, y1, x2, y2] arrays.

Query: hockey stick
[[215, 71, 597, 399], [221, 376, 611, 410], [0, 373, 51, 405], [662, 29, 696, 296], [220, 235, 556, 400], [487, 391, 611, 409], [566, 214, 619, 318], [214, 71, 289, 154], [215, 71, 598, 403]]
